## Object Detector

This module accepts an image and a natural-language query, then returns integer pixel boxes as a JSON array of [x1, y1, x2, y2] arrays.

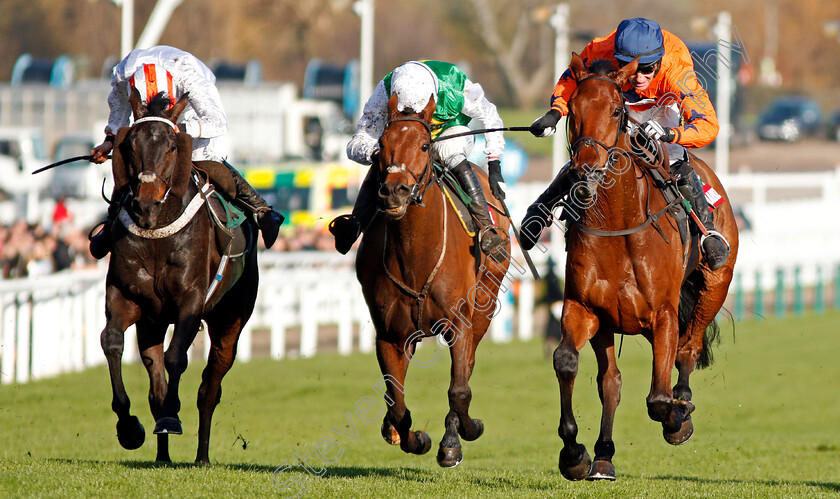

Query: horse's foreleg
[[647, 305, 691, 440], [195, 319, 242, 465], [137, 320, 169, 462], [375, 338, 431, 456], [101, 294, 143, 451], [588, 329, 621, 480], [437, 329, 484, 468], [555, 301, 597, 481], [155, 310, 202, 436]]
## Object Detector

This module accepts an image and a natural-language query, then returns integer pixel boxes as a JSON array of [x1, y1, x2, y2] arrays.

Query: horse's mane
[[146, 92, 172, 116], [588, 58, 616, 76]]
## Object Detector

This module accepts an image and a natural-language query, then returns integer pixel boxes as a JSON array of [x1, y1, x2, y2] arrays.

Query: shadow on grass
[[646, 474, 840, 493]]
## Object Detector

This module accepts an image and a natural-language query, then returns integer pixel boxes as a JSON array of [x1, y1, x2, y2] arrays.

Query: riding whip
[[32, 155, 111, 175]]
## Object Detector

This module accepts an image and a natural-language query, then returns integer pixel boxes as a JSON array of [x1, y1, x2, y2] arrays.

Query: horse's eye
[[612, 108, 622, 117], [169, 143, 177, 153], [421, 143, 430, 152]]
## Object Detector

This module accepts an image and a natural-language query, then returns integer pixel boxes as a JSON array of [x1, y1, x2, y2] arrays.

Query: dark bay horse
[[550, 54, 738, 480], [101, 89, 259, 464], [356, 94, 512, 468]]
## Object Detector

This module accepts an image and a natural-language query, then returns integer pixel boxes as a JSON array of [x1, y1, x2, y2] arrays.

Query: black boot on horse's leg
[[89, 190, 123, 259], [520, 161, 572, 251], [224, 161, 285, 248], [451, 160, 503, 255], [677, 168, 730, 270], [329, 167, 380, 255]]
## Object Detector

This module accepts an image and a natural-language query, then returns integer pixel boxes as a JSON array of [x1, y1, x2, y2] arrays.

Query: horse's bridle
[[126, 116, 179, 205], [568, 75, 629, 169], [382, 115, 435, 206]]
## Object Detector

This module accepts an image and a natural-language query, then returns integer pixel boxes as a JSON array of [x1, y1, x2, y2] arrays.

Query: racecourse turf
[[1, 311, 839, 498]]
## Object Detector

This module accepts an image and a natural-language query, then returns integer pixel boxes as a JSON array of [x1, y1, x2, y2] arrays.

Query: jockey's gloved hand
[[487, 159, 506, 200], [369, 148, 381, 165], [530, 110, 561, 138], [642, 120, 675, 143]]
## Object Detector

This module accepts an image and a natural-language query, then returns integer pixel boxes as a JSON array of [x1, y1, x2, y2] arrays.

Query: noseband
[[383, 115, 434, 206]]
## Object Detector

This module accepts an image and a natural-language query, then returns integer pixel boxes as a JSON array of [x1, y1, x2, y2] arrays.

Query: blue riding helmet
[[614, 18, 665, 65]]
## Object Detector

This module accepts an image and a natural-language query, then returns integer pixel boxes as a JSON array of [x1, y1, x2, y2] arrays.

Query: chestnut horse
[[101, 89, 259, 463], [356, 94, 512, 468], [550, 55, 738, 480]]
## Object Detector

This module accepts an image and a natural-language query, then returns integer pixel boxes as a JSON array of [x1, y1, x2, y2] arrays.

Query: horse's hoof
[[436, 446, 463, 468], [381, 421, 400, 446], [663, 416, 694, 445], [414, 431, 432, 455], [458, 418, 484, 442], [586, 459, 617, 481], [116, 416, 145, 450], [559, 444, 592, 481], [153, 417, 183, 435]]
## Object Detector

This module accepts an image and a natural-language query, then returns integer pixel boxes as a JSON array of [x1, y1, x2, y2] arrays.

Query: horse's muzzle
[[378, 181, 411, 220]]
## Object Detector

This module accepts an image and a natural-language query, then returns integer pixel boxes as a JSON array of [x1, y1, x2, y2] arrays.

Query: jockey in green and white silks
[[332, 60, 508, 255]]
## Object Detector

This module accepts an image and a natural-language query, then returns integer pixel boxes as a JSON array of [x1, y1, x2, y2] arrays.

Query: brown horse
[[549, 55, 738, 480], [101, 89, 259, 464], [356, 94, 512, 468]]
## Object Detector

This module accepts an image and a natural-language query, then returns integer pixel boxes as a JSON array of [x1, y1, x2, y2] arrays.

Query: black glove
[[642, 121, 675, 143], [487, 159, 506, 200], [369, 148, 381, 165], [530, 109, 561, 138]]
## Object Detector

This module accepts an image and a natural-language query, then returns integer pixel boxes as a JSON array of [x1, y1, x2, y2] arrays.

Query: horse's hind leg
[[555, 301, 597, 481], [195, 319, 243, 464], [437, 327, 484, 468], [375, 338, 432, 456], [101, 292, 144, 451], [137, 320, 171, 462], [587, 329, 621, 481], [668, 269, 733, 445]]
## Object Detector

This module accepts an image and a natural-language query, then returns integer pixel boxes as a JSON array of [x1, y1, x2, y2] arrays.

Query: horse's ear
[[166, 92, 190, 124], [387, 93, 400, 120], [420, 94, 435, 123], [111, 127, 132, 192], [170, 132, 194, 198], [569, 53, 588, 82], [615, 57, 639, 87], [129, 87, 146, 119]]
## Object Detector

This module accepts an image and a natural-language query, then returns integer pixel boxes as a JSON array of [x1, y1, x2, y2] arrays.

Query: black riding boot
[[224, 161, 285, 248], [88, 190, 122, 260], [677, 169, 730, 271], [520, 161, 572, 251], [451, 160, 504, 255], [329, 167, 380, 255]]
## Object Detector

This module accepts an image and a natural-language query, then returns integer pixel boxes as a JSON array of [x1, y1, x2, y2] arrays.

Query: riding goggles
[[619, 59, 660, 75]]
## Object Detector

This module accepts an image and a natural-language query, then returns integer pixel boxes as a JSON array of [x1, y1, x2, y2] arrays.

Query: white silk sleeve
[[178, 64, 228, 139], [461, 79, 505, 160], [346, 80, 389, 165]]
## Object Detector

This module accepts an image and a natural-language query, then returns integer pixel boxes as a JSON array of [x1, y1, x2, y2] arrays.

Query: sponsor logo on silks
[[703, 183, 724, 212]]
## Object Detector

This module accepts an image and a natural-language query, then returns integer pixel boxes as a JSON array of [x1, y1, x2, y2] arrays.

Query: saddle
[[196, 170, 251, 258]]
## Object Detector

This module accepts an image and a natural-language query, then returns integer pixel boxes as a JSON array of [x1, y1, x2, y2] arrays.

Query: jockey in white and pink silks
[[330, 60, 508, 255], [88, 45, 283, 258]]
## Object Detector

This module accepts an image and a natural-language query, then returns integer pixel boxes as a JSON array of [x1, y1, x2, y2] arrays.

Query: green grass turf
[[1, 312, 839, 497]]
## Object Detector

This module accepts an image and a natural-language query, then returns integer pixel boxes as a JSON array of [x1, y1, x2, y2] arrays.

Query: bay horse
[[550, 54, 738, 480], [101, 89, 259, 464], [356, 94, 512, 468]]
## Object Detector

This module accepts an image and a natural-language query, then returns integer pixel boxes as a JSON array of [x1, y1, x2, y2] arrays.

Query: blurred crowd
[[0, 202, 339, 279]]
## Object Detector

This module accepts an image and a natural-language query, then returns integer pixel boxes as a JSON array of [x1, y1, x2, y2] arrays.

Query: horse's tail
[[678, 278, 723, 370]]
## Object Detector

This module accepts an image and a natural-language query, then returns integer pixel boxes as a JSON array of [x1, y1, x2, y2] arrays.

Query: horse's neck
[[578, 155, 647, 229]]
